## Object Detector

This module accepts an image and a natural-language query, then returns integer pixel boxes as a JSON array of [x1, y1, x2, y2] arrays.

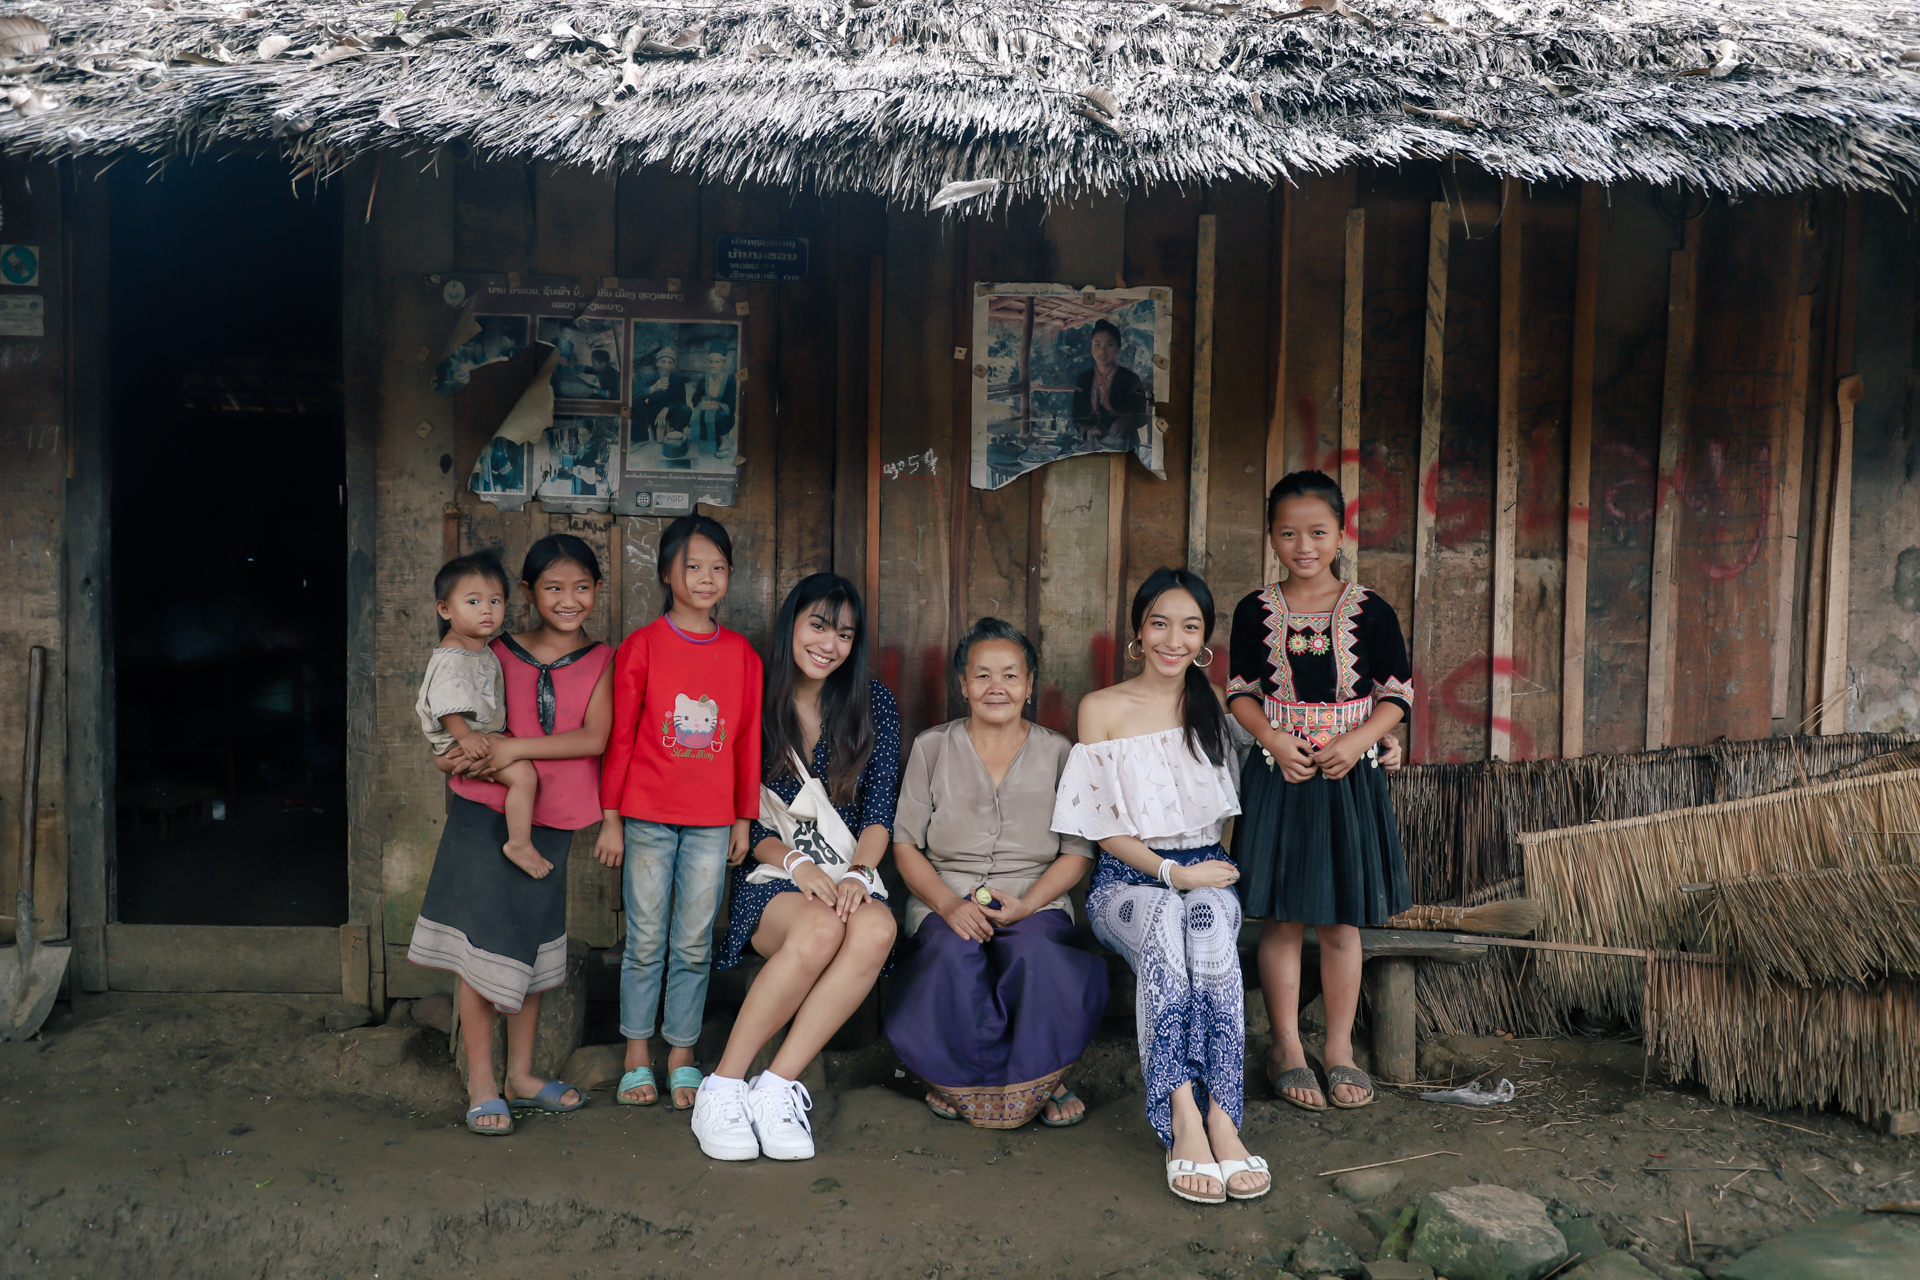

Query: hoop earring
[[1126, 638, 1144, 661], [1193, 646, 1213, 669]]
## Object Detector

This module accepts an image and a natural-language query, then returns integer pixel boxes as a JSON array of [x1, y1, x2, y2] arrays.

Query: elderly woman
[[885, 618, 1108, 1128]]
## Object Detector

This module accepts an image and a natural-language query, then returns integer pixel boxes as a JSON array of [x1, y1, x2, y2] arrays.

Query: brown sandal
[[1326, 1064, 1376, 1109], [1271, 1065, 1331, 1112]]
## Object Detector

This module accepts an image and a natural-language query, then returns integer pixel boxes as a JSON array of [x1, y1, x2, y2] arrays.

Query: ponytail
[[1129, 567, 1229, 767]]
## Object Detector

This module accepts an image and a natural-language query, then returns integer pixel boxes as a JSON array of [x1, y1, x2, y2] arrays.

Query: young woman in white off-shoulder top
[[1050, 567, 1270, 1205]]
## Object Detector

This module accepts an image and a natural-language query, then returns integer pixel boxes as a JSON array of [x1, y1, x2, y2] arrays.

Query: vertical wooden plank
[[63, 159, 113, 989], [1341, 207, 1365, 571], [1411, 201, 1449, 764], [1035, 197, 1125, 734], [1561, 184, 1599, 759], [1106, 453, 1129, 686], [1263, 188, 1292, 586], [1490, 186, 1522, 761], [966, 207, 1046, 635], [1189, 213, 1217, 576], [0, 159, 69, 946], [1645, 222, 1699, 750], [1769, 294, 1813, 721], [1804, 194, 1861, 730], [831, 197, 886, 588], [455, 159, 534, 270], [1196, 186, 1268, 656], [775, 195, 839, 604], [950, 222, 975, 708], [339, 923, 371, 1005], [865, 254, 883, 619], [352, 151, 458, 964], [877, 211, 954, 741], [1820, 374, 1864, 734]]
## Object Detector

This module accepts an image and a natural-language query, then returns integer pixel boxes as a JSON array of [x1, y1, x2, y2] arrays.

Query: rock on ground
[[1563, 1251, 1661, 1280], [1409, 1185, 1569, 1280], [1720, 1213, 1920, 1280], [1293, 1226, 1364, 1278], [1336, 1166, 1406, 1203]]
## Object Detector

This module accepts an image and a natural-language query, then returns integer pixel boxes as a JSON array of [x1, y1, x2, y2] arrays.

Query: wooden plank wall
[[0, 159, 70, 947], [327, 160, 1875, 1002]]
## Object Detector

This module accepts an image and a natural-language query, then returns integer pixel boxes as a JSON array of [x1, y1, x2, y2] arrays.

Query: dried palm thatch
[[1387, 898, 1543, 936], [3, 1, 1920, 206], [1389, 733, 1915, 907], [1646, 954, 1920, 1117], [1415, 945, 1567, 1039], [1689, 864, 1920, 986], [1522, 768, 1920, 1022]]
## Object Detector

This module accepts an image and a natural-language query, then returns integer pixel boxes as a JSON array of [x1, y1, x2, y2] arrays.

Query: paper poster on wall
[[969, 283, 1170, 491], [427, 273, 592, 394], [533, 415, 621, 513]]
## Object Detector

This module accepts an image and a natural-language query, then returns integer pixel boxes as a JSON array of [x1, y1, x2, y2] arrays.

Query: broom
[[1686, 864, 1920, 986], [1387, 899, 1544, 936]]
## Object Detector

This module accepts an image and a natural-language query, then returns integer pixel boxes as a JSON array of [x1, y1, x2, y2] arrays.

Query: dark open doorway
[[108, 157, 348, 927]]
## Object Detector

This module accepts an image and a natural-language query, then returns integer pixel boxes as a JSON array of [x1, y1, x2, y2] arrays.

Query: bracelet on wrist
[[1157, 858, 1175, 888], [782, 849, 808, 873]]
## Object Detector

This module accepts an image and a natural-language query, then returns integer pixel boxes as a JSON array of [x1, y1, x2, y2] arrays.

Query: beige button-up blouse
[[892, 719, 1094, 936]]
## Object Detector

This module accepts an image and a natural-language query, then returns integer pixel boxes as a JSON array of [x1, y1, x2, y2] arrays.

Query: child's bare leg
[[495, 760, 550, 878], [458, 979, 508, 1131], [503, 991, 580, 1107]]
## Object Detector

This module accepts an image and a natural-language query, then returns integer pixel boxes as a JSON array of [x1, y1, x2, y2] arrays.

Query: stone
[[1338, 1167, 1407, 1204], [1879, 1110, 1920, 1137], [531, 940, 589, 1080], [560, 1043, 624, 1091], [1563, 1252, 1661, 1280], [1548, 1201, 1610, 1260], [1294, 1228, 1364, 1279], [1362, 1263, 1436, 1280], [1409, 1185, 1570, 1280], [1359, 1205, 1404, 1238], [411, 990, 454, 1034], [324, 1003, 373, 1033], [1378, 1204, 1419, 1261], [1719, 1213, 1920, 1280]]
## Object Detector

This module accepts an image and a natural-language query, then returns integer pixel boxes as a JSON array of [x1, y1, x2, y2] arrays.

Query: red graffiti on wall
[[1296, 397, 1404, 545], [1598, 439, 1772, 579], [1417, 653, 1539, 764]]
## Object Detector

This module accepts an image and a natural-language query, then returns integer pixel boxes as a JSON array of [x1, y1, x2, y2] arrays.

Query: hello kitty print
[[662, 692, 727, 758]]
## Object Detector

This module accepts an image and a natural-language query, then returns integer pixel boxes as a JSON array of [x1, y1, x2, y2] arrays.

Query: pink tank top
[[449, 636, 614, 831]]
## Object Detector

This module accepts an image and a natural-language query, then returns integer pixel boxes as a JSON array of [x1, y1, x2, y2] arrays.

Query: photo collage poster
[[431, 273, 747, 514], [969, 283, 1171, 491]]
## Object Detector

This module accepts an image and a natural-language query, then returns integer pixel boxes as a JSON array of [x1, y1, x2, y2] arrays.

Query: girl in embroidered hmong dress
[[1228, 470, 1413, 1114], [1054, 567, 1269, 1206]]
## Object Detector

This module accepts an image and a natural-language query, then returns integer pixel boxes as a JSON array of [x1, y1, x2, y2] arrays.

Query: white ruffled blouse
[[1050, 727, 1241, 851]]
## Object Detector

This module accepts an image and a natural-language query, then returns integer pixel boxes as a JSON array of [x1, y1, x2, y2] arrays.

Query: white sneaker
[[747, 1074, 815, 1160], [690, 1077, 759, 1161]]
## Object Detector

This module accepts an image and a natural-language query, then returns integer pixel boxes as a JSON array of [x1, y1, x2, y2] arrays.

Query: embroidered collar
[[1259, 581, 1366, 701]]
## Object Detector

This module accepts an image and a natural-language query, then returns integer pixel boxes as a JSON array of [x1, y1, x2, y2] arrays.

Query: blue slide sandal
[[507, 1079, 586, 1113], [465, 1098, 515, 1136]]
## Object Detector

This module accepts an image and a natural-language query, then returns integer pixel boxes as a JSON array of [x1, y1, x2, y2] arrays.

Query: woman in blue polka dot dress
[[690, 573, 900, 1162]]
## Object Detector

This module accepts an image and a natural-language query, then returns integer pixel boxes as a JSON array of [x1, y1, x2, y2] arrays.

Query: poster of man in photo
[[970, 284, 1170, 491], [533, 415, 620, 513], [540, 316, 623, 401], [622, 318, 743, 512], [470, 436, 527, 502], [433, 314, 530, 395]]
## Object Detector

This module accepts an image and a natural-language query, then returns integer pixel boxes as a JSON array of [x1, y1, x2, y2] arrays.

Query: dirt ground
[[2, 993, 1915, 1279]]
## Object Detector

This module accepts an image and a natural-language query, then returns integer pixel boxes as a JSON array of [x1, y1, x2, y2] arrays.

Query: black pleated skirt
[[1232, 749, 1411, 927]]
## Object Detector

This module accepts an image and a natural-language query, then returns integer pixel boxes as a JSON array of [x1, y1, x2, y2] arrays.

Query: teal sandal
[[668, 1065, 704, 1110], [616, 1066, 659, 1106], [1039, 1088, 1087, 1128]]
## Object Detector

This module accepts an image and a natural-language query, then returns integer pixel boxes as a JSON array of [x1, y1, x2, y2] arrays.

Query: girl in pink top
[[408, 534, 615, 1136]]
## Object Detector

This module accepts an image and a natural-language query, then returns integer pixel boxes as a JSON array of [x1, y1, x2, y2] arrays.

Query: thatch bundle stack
[[1520, 767, 1920, 1021], [1646, 957, 1920, 1120], [1390, 735, 1917, 1041], [1691, 864, 1920, 987]]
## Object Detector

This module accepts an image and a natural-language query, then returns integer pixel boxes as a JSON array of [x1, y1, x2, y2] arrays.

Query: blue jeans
[[619, 819, 731, 1046]]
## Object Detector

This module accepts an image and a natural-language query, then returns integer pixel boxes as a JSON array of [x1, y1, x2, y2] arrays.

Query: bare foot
[[1167, 1128, 1222, 1200], [1042, 1085, 1084, 1124], [505, 1073, 580, 1109], [1324, 1057, 1368, 1106], [502, 838, 553, 879], [667, 1045, 699, 1108], [925, 1092, 960, 1119]]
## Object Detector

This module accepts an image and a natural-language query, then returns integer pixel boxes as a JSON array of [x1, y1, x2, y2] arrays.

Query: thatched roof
[[3, 0, 1919, 206]]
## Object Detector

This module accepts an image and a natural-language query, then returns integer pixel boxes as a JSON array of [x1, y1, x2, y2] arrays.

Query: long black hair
[[1131, 566, 1229, 767], [433, 552, 509, 639], [656, 514, 733, 615], [763, 573, 875, 805], [521, 533, 603, 587]]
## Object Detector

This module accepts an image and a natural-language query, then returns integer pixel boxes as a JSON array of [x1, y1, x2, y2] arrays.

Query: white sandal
[[1165, 1156, 1227, 1205], [1218, 1154, 1271, 1201]]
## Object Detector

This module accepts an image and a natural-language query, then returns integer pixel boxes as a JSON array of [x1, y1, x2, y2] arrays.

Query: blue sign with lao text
[[714, 235, 809, 283]]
